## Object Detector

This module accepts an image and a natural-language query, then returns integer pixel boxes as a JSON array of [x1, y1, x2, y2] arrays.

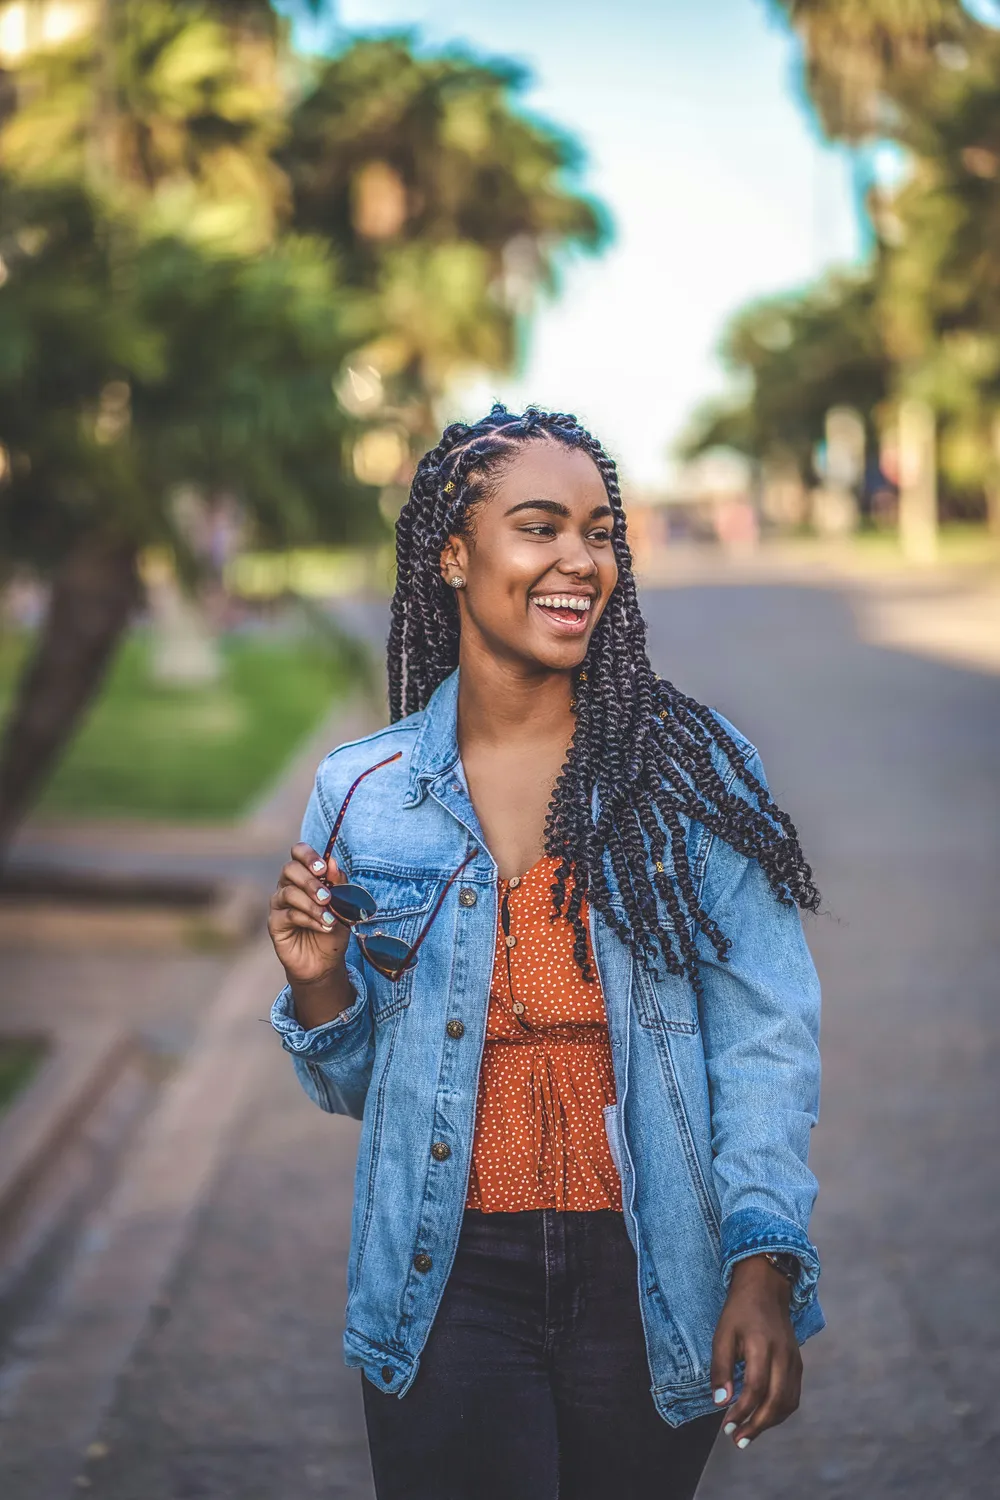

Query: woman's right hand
[[268, 843, 352, 991]]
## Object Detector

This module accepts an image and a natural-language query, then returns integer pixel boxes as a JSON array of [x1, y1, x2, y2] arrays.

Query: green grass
[[848, 522, 1000, 563], [0, 1037, 48, 1113], [0, 629, 359, 822]]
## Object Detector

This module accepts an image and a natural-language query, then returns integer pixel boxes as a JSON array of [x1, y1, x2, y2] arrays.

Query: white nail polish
[[311, 860, 326, 873], [316, 888, 330, 902], [322, 911, 335, 925], [737, 1437, 751, 1450], [713, 1387, 728, 1405], [723, 1422, 737, 1436]]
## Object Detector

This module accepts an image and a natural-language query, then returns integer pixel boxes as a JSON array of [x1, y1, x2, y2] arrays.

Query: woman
[[268, 406, 824, 1500]]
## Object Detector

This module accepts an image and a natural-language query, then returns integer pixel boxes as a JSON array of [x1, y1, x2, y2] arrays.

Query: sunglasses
[[322, 752, 476, 981]]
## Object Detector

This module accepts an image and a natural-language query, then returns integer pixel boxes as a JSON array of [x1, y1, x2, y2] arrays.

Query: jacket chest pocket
[[607, 874, 701, 1035], [348, 869, 435, 1022], [633, 964, 699, 1034]]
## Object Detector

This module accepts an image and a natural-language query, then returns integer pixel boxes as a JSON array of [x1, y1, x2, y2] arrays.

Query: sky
[[319, 0, 864, 487]]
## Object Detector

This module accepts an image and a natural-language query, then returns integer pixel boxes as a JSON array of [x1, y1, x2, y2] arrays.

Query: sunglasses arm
[[323, 751, 403, 863], [402, 849, 478, 969]]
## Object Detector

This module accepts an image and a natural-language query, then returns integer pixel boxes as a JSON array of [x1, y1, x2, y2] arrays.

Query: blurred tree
[[875, 26, 1000, 517], [0, 2, 358, 852], [768, 1, 970, 139], [692, 2, 1000, 529], [680, 270, 890, 479], [0, 8, 608, 849], [0, 177, 364, 850], [284, 36, 609, 445]]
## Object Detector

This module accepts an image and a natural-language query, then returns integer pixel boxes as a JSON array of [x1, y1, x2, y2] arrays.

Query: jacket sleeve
[[268, 769, 375, 1121], [696, 749, 822, 1316]]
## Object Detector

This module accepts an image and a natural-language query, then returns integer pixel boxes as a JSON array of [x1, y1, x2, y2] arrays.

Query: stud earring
[[449, 575, 466, 589]]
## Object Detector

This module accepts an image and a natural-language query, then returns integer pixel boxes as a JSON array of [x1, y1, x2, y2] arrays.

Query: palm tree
[[0, 3, 360, 853], [679, 269, 890, 479], [768, 1, 969, 139], [284, 36, 609, 446], [0, 14, 610, 852]]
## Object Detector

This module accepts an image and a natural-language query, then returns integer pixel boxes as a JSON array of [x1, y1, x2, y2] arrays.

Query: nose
[[554, 532, 598, 579]]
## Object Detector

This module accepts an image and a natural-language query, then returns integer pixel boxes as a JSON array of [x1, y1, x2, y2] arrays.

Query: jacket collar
[[404, 669, 461, 806]]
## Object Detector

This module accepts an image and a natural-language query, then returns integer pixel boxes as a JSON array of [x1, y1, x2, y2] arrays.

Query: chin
[[526, 639, 590, 672]]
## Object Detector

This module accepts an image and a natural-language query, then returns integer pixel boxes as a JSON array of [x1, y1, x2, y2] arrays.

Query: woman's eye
[[589, 528, 612, 543], [521, 523, 557, 538]]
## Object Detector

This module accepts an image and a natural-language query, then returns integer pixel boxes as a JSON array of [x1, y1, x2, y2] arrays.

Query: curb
[[0, 1024, 137, 1233], [0, 939, 284, 1498]]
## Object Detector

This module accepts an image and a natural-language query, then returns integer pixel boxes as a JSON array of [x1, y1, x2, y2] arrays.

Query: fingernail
[[737, 1437, 751, 1450], [723, 1422, 737, 1436], [321, 911, 336, 925], [311, 860, 326, 873], [316, 888, 330, 902], [713, 1387, 728, 1405]]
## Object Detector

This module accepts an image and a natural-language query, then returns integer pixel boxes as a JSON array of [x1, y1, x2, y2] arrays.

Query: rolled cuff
[[720, 1206, 820, 1316], [270, 965, 369, 1059]]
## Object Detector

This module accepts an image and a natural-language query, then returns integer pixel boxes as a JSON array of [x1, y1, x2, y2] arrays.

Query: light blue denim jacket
[[271, 670, 824, 1426]]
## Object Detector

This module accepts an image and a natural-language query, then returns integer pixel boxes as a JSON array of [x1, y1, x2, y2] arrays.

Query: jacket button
[[381, 1366, 393, 1384], [446, 1019, 465, 1039], [431, 1141, 451, 1161], [505, 934, 517, 948], [458, 887, 477, 908], [413, 1252, 432, 1273]]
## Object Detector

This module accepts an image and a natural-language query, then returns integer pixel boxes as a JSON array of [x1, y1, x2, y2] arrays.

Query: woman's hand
[[267, 843, 356, 1026], [709, 1255, 802, 1449]]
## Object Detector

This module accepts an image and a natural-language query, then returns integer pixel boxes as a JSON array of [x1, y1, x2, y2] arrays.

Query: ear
[[439, 535, 469, 585]]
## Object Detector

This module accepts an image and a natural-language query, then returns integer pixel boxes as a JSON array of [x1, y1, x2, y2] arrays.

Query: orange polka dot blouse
[[465, 856, 623, 1214]]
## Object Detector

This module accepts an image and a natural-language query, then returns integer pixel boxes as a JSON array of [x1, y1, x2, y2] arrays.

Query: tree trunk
[[0, 532, 140, 859]]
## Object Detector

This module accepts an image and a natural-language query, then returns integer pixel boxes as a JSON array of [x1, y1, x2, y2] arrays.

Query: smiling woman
[[267, 405, 825, 1500]]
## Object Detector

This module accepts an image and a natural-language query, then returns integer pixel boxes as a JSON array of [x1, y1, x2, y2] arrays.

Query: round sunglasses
[[322, 752, 476, 982]]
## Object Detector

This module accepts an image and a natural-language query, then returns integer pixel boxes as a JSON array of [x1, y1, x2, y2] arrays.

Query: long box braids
[[387, 405, 820, 993]]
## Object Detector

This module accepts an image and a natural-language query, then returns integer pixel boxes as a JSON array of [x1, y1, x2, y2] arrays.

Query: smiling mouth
[[529, 593, 594, 632]]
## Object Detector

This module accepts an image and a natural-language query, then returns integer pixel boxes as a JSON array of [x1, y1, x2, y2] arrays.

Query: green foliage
[[681, 270, 889, 472], [0, 8, 608, 565], [0, 3, 608, 839], [768, 1, 969, 140], [0, 628, 351, 820], [0, 179, 368, 572], [696, 3, 1000, 495], [0, 1036, 48, 1114], [283, 35, 609, 431]]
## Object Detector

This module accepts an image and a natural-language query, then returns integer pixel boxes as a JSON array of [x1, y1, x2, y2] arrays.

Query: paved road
[[72, 578, 999, 1499]]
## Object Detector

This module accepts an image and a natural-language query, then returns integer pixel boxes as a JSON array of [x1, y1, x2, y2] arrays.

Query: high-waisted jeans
[[362, 1208, 723, 1500]]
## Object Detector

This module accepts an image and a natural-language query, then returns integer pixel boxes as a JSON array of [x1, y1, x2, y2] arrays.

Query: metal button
[[431, 1141, 451, 1161], [446, 1019, 465, 1039], [512, 1000, 525, 1015], [413, 1252, 432, 1273], [458, 887, 477, 908], [450, 782, 462, 794], [381, 1366, 393, 1384], [509, 875, 521, 888], [505, 934, 517, 948]]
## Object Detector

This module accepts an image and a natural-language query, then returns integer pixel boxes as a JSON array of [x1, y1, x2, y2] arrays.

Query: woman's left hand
[[709, 1255, 802, 1449]]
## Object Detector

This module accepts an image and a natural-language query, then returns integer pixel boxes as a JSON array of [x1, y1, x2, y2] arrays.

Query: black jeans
[[362, 1209, 722, 1500]]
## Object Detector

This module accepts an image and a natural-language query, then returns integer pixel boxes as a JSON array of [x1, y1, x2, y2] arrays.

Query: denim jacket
[[271, 670, 824, 1426]]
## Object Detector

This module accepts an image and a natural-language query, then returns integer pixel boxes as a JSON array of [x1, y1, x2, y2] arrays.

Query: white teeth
[[531, 594, 592, 612]]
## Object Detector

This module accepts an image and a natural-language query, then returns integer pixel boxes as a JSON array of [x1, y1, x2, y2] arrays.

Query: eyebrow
[[504, 499, 614, 520]]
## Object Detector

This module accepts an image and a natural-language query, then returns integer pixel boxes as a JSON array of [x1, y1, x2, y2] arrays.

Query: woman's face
[[441, 438, 619, 674]]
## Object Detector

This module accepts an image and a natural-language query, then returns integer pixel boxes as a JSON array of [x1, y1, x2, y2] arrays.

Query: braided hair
[[389, 404, 820, 991]]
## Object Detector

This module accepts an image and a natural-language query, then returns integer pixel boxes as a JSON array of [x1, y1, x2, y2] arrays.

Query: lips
[[529, 592, 594, 634]]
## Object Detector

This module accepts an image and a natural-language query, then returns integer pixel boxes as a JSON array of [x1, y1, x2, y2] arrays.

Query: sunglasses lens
[[328, 884, 377, 924], [360, 933, 412, 980]]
